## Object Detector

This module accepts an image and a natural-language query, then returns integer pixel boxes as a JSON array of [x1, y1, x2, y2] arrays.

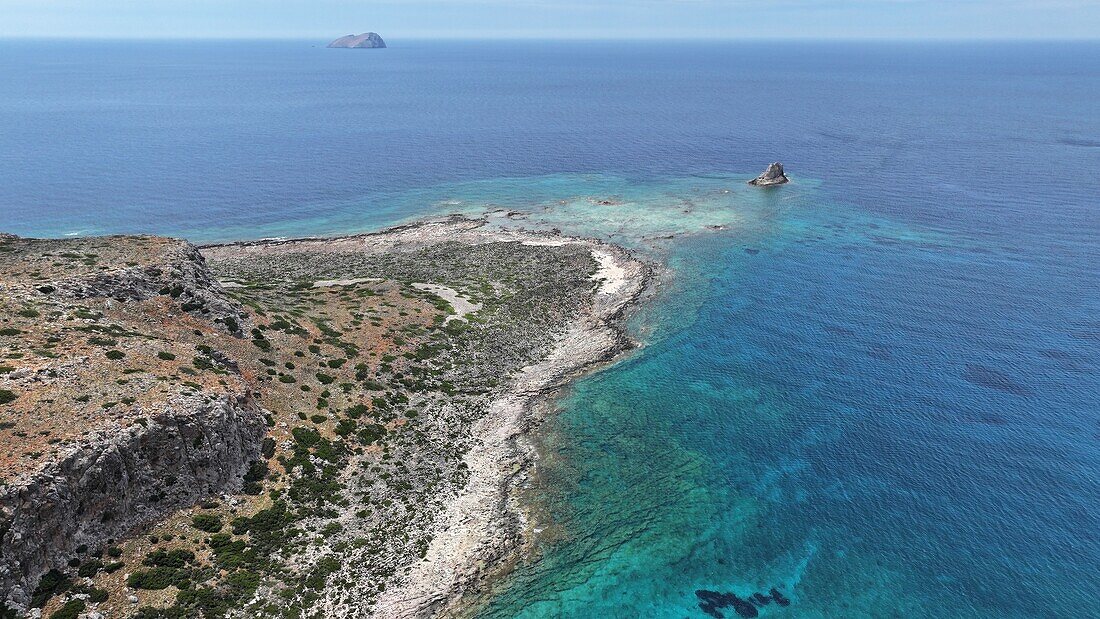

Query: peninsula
[[0, 217, 646, 618]]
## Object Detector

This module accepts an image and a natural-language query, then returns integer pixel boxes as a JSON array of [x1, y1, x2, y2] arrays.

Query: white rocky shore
[[370, 226, 650, 618]]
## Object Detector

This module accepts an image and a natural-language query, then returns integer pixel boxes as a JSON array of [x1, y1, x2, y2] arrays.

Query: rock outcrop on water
[[327, 32, 387, 49], [748, 162, 789, 186]]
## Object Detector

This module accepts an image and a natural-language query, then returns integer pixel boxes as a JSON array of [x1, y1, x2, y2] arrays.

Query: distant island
[[327, 32, 386, 48]]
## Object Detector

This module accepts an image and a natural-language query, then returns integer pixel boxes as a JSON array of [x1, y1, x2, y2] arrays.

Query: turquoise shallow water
[[3, 40, 1099, 618], [324, 169, 1099, 618], [432, 174, 1100, 618]]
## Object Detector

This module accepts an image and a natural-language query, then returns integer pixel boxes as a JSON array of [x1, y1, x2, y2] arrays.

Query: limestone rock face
[[748, 162, 789, 186], [327, 33, 387, 49], [0, 394, 266, 609], [56, 242, 248, 335]]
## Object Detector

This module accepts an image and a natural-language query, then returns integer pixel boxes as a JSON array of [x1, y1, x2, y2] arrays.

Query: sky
[[2, 0, 1099, 40]]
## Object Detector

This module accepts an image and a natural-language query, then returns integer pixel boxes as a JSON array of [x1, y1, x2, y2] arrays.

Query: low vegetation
[[1, 229, 600, 618]]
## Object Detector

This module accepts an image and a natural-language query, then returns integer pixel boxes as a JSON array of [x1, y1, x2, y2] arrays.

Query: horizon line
[[2, 34, 1100, 43]]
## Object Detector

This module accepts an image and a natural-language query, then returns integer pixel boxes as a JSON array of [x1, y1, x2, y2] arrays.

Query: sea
[[2, 39, 1098, 618]]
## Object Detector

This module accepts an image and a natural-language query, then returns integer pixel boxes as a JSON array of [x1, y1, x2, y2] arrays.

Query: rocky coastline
[[371, 234, 650, 618], [0, 217, 650, 618]]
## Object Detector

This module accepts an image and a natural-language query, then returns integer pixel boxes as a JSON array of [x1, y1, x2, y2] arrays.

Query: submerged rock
[[696, 587, 792, 618], [748, 162, 789, 186], [769, 587, 791, 606], [327, 32, 387, 49], [696, 590, 759, 618]]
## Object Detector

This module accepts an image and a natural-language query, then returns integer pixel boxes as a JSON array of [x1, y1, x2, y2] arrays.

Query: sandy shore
[[365, 222, 651, 618]]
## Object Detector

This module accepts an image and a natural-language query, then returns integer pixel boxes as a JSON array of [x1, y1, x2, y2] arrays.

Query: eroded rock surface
[[0, 234, 264, 612], [748, 162, 789, 186], [0, 394, 264, 608]]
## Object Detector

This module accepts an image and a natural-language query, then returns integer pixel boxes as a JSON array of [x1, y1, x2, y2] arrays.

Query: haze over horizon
[[2, 0, 1099, 40]]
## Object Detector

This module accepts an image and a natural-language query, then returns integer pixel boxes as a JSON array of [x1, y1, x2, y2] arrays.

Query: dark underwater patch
[[978, 413, 1008, 425], [963, 364, 1030, 396], [867, 344, 892, 360], [744, 248, 760, 255], [696, 587, 791, 618], [1060, 137, 1100, 148], [870, 235, 902, 246], [824, 325, 856, 338], [1038, 348, 1094, 372], [1069, 330, 1100, 342]]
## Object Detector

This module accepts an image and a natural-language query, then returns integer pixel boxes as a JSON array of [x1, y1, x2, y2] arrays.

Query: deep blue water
[[2, 40, 1099, 617]]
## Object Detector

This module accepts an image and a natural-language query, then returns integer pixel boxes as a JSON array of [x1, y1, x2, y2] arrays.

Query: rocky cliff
[[0, 394, 265, 609], [0, 234, 265, 612]]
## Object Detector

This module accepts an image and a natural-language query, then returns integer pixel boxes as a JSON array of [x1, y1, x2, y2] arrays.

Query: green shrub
[[0, 390, 16, 405], [192, 356, 215, 371], [104, 350, 125, 360], [242, 461, 268, 495], [225, 569, 260, 594], [291, 427, 321, 448], [127, 566, 188, 590], [77, 558, 103, 578], [192, 514, 222, 533], [49, 599, 84, 619], [143, 549, 194, 568], [207, 534, 251, 569], [357, 424, 386, 446], [157, 351, 176, 361], [261, 437, 276, 459], [334, 419, 356, 436], [30, 569, 69, 608]]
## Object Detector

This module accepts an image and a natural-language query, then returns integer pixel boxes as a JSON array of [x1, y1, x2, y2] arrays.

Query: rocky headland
[[0, 217, 648, 618]]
